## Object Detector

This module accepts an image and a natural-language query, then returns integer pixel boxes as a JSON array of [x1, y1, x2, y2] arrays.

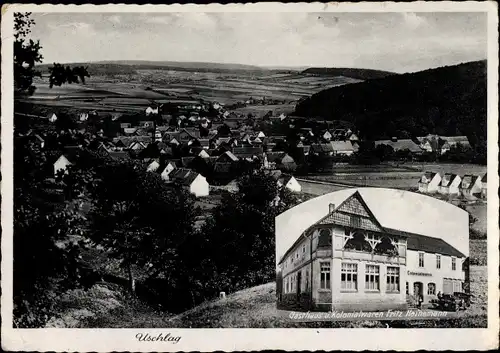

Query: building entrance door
[[413, 282, 423, 304]]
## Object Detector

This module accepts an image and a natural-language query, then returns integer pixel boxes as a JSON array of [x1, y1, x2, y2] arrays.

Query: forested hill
[[295, 60, 487, 148], [301, 67, 395, 80]]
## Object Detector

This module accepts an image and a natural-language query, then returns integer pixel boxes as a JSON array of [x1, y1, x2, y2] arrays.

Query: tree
[[14, 12, 91, 96], [14, 12, 43, 95], [87, 161, 200, 295], [200, 171, 298, 295], [13, 138, 86, 327]]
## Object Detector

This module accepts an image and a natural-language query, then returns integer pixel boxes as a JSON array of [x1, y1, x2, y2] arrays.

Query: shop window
[[365, 265, 380, 291], [386, 266, 400, 292], [320, 262, 331, 289], [341, 262, 358, 291], [428, 282, 436, 295]]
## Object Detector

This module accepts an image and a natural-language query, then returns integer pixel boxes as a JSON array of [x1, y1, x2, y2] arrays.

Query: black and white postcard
[[1, 2, 498, 352]]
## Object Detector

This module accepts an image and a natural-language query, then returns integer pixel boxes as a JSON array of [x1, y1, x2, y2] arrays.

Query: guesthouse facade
[[276, 188, 468, 312]]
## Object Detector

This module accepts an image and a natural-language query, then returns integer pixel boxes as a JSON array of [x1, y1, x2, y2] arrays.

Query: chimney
[[329, 203, 335, 213]]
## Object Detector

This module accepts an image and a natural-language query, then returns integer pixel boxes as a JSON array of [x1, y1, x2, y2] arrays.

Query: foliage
[[295, 61, 487, 162], [14, 12, 43, 95], [87, 160, 199, 294], [49, 64, 91, 88], [13, 12, 91, 96], [13, 138, 86, 327], [199, 171, 298, 298]]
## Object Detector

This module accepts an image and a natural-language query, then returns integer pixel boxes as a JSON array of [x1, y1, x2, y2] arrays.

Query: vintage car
[[430, 293, 467, 311]]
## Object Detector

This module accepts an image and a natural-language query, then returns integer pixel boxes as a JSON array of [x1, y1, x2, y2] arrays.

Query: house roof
[[407, 233, 465, 258], [460, 175, 481, 189], [440, 136, 470, 144], [420, 171, 439, 183], [233, 146, 263, 157], [311, 143, 334, 153], [440, 173, 460, 187], [482, 173, 487, 183], [374, 139, 423, 153], [108, 151, 131, 160], [330, 141, 355, 152], [279, 174, 295, 186], [169, 168, 201, 186], [266, 152, 287, 163]]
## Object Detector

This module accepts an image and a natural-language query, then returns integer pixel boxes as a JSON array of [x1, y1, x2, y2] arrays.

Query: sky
[[30, 12, 488, 73]]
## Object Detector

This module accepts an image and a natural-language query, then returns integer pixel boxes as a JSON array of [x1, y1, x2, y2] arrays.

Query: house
[[108, 151, 132, 161], [169, 168, 209, 197], [374, 138, 423, 154], [139, 121, 154, 128], [459, 175, 483, 198], [232, 146, 264, 160], [438, 173, 462, 195], [123, 128, 138, 135], [310, 143, 334, 156], [418, 172, 441, 194], [145, 106, 159, 116], [53, 154, 73, 176], [330, 141, 355, 156], [159, 161, 177, 181], [216, 151, 239, 164], [198, 149, 210, 159], [256, 131, 266, 138], [47, 113, 58, 123], [264, 152, 296, 171], [349, 133, 359, 142], [322, 131, 332, 141], [276, 188, 468, 312], [146, 160, 160, 172], [33, 134, 45, 149], [79, 112, 89, 121], [277, 174, 302, 193], [440, 136, 471, 154], [481, 173, 487, 199], [128, 141, 147, 151]]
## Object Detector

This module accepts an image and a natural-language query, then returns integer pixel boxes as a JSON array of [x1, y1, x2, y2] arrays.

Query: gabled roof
[[169, 168, 201, 186], [330, 140, 355, 152], [374, 139, 423, 153], [440, 136, 470, 144], [108, 151, 131, 160], [407, 233, 465, 258], [460, 175, 481, 189], [439, 173, 460, 187], [266, 151, 287, 163], [279, 174, 295, 186], [420, 171, 439, 183]]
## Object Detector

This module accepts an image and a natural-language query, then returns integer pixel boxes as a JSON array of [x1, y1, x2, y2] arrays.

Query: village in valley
[[12, 11, 489, 329]]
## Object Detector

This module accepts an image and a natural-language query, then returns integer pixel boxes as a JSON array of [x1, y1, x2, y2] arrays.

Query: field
[[25, 67, 361, 115], [301, 163, 487, 192]]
